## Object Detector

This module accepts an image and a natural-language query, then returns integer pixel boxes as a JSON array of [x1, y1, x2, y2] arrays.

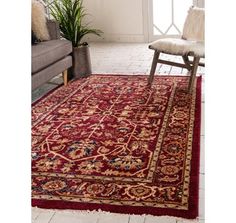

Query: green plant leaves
[[49, 0, 102, 47]]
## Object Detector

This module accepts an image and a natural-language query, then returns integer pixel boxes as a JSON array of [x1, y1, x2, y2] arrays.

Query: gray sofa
[[32, 20, 72, 90]]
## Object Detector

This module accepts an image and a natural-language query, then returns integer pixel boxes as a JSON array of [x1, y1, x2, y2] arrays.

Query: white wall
[[83, 0, 145, 42], [197, 0, 205, 8], [82, 0, 205, 43]]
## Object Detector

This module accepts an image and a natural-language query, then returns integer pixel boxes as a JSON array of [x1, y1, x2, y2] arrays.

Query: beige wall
[[83, 0, 145, 42]]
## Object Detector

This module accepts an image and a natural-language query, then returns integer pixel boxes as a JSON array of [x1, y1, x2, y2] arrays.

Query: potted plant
[[49, 0, 102, 78]]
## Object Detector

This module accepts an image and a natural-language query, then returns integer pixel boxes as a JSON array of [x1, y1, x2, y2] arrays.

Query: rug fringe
[[32, 206, 199, 222]]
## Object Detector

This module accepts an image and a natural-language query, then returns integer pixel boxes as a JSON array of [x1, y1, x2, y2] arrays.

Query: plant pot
[[70, 45, 92, 79]]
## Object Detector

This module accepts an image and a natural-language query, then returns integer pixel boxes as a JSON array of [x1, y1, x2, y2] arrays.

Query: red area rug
[[32, 75, 201, 219]]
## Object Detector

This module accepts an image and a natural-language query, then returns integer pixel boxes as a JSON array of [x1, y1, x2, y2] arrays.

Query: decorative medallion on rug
[[32, 75, 201, 219]]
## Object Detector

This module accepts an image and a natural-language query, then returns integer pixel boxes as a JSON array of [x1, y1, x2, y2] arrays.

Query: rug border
[[32, 75, 202, 219]]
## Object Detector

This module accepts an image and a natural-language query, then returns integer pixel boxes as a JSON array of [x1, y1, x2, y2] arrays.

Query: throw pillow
[[32, 0, 50, 41]]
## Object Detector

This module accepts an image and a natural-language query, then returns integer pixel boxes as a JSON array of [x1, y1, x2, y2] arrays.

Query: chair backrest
[[182, 6, 205, 42]]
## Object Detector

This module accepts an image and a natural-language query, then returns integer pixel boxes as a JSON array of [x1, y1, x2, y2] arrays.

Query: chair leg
[[62, 69, 68, 86], [148, 50, 160, 86], [182, 55, 191, 71], [188, 56, 200, 93]]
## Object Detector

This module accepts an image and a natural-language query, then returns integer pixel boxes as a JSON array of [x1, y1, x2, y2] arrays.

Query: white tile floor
[[32, 42, 205, 223]]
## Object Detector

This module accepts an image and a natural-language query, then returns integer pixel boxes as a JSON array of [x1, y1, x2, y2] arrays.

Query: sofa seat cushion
[[32, 39, 72, 74]]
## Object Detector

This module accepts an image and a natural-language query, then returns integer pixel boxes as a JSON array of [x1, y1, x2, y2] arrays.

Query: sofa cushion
[[32, 56, 72, 90], [32, 39, 72, 74]]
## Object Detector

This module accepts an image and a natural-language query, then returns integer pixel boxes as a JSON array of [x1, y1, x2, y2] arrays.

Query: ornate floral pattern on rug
[[32, 75, 201, 218]]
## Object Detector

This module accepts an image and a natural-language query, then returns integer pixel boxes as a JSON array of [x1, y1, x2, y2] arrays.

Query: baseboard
[[83, 34, 146, 43]]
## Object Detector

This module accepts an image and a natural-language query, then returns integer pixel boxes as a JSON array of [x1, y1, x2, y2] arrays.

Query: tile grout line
[[48, 212, 56, 223], [95, 215, 100, 223], [128, 215, 131, 223], [143, 215, 146, 223], [32, 209, 44, 222], [33, 212, 41, 222]]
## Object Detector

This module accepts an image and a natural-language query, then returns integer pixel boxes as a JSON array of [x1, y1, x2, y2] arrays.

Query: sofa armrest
[[47, 20, 60, 40]]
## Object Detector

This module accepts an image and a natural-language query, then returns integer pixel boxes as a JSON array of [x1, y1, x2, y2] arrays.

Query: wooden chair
[[148, 6, 205, 93]]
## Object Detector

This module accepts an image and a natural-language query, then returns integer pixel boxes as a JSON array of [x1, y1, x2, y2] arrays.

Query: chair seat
[[149, 38, 204, 57]]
